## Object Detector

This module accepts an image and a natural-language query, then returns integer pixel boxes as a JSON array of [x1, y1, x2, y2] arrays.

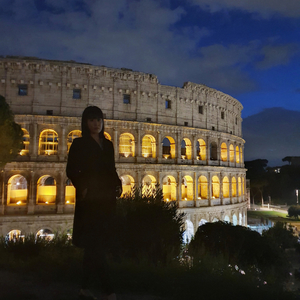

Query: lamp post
[[296, 189, 299, 205]]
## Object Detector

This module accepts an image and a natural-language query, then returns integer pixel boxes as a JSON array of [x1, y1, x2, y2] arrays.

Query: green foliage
[[116, 186, 185, 264], [288, 205, 300, 219], [0, 95, 23, 167]]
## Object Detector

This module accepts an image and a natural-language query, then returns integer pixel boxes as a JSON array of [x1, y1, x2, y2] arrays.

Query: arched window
[[7, 175, 27, 205], [229, 144, 234, 162], [162, 176, 176, 201], [162, 136, 175, 159], [142, 175, 157, 195], [67, 130, 82, 153], [222, 176, 229, 198], [36, 229, 54, 241], [104, 132, 111, 141], [236, 146, 240, 163], [233, 214, 238, 226], [37, 175, 57, 204], [182, 176, 193, 200], [224, 215, 230, 223], [210, 142, 217, 160], [20, 128, 30, 156], [221, 142, 227, 162], [242, 177, 245, 195], [120, 175, 135, 196], [238, 177, 242, 196], [142, 135, 156, 158], [6, 230, 23, 242], [183, 220, 194, 244], [232, 177, 237, 197], [196, 139, 206, 161], [240, 147, 243, 163], [39, 130, 58, 155], [65, 179, 75, 204], [119, 133, 135, 157], [181, 138, 192, 160], [198, 175, 208, 199], [212, 176, 220, 198]]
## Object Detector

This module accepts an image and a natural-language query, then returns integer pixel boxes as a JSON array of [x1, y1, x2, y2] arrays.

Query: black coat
[[66, 136, 122, 248]]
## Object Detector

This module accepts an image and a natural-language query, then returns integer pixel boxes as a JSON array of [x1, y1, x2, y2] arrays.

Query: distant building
[[0, 56, 247, 241]]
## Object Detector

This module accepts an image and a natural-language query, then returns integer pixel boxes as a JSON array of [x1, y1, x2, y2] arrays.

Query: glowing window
[[39, 130, 58, 155], [198, 175, 208, 199], [119, 133, 135, 157], [222, 176, 229, 198], [36, 229, 54, 241], [7, 175, 27, 205], [67, 130, 81, 153], [162, 136, 175, 159], [196, 139, 206, 161], [212, 176, 220, 198], [120, 175, 135, 197], [6, 230, 23, 242], [229, 144, 234, 162], [238, 177, 242, 196], [232, 177, 237, 197], [104, 132, 111, 141], [65, 179, 75, 204], [142, 175, 157, 196], [20, 128, 30, 156], [37, 175, 57, 204], [182, 176, 193, 200], [142, 135, 156, 158], [221, 142, 227, 162], [162, 176, 177, 201], [240, 147, 243, 163], [181, 138, 192, 160], [236, 146, 240, 163]]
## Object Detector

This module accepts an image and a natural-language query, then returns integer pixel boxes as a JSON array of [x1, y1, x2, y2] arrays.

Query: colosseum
[[0, 56, 247, 241]]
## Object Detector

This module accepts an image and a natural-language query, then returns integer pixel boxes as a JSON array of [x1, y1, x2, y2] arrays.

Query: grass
[[248, 209, 300, 223]]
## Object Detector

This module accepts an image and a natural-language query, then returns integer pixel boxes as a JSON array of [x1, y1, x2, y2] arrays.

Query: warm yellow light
[[163, 154, 170, 159], [198, 197, 201, 200], [45, 201, 49, 204], [16, 201, 22, 205], [181, 155, 186, 160], [184, 197, 187, 201], [66, 200, 70, 204]]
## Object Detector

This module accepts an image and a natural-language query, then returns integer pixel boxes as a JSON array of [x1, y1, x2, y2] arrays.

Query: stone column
[[57, 171, 65, 213], [219, 173, 223, 204], [227, 140, 230, 165], [157, 130, 161, 163], [229, 173, 233, 204], [31, 122, 38, 159], [177, 171, 182, 206], [194, 171, 197, 205], [27, 171, 35, 214], [206, 137, 210, 166], [207, 172, 211, 206], [113, 128, 118, 162], [177, 132, 181, 163], [59, 125, 66, 161], [136, 127, 141, 161], [192, 134, 196, 163]]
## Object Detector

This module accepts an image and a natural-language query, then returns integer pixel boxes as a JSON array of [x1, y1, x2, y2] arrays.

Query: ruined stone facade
[[0, 57, 247, 240]]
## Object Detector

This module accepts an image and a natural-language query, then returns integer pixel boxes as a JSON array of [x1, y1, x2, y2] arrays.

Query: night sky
[[1, 0, 300, 118]]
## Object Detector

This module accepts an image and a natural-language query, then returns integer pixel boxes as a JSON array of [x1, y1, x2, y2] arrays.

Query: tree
[[0, 95, 23, 168], [288, 206, 300, 219]]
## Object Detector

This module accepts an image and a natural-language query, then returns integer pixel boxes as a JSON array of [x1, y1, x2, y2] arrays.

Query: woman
[[67, 106, 122, 300]]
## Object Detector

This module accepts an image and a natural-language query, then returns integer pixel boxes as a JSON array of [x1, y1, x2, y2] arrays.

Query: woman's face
[[87, 118, 103, 135]]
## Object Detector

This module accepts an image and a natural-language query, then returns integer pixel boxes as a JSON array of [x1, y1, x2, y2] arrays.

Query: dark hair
[[81, 106, 105, 138]]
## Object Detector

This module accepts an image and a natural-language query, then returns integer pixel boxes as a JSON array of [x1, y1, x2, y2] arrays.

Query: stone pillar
[[192, 134, 197, 163], [227, 140, 230, 164], [177, 171, 182, 206], [157, 131, 161, 163], [229, 173, 233, 204], [28, 171, 35, 214], [219, 172, 223, 204], [207, 172, 211, 206], [194, 171, 197, 205], [113, 128, 118, 162], [158, 171, 163, 190], [136, 127, 141, 160], [206, 137, 210, 165], [32, 122, 38, 159], [177, 132, 181, 163], [59, 125, 66, 161], [57, 171, 65, 213]]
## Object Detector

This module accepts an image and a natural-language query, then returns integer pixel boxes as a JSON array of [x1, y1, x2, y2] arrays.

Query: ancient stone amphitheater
[[0, 56, 247, 241]]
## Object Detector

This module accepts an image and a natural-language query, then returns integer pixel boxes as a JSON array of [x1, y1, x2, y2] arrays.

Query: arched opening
[[224, 215, 230, 223], [142, 175, 157, 195], [236, 146, 240, 163], [210, 142, 217, 160], [220, 142, 227, 162], [222, 176, 229, 198], [142, 135, 156, 158], [242, 177, 245, 195], [239, 212, 243, 225], [198, 175, 208, 199], [67, 130, 81, 152], [233, 214, 238, 226], [37, 175, 57, 204], [238, 177, 242, 196], [229, 144, 234, 162], [162, 176, 176, 201], [65, 178, 75, 204], [181, 138, 192, 160], [196, 139, 206, 161], [198, 219, 208, 227], [6, 230, 24, 242], [211, 175, 220, 198], [232, 177, 237, 197], [119, 133, 135, 157], [240, 147, 243, 163], [36, 229, 54, 241], [104, 132, 111, 141], [7, 175, 27, 205], [20, 128, 30, 156], [162, 136, 175, 159], [182, 176, 193, 200], [120, 175, 135, 196], [183, 220, 194, 243], [39, 129, 58, 155]]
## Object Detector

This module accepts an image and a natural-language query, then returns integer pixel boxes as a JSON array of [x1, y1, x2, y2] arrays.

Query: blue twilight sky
[[0, 0, 300, 118]]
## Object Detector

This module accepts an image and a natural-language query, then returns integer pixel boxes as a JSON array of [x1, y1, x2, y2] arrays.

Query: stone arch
[[20, 128, 30, 156], [242, 177, 245, 195], [224, 215, 230, 223], [232, 176, 237, 197], [239, 212, 243, 225], [65, 178, 75, 204], [182, 175, 193, 200], [232, 214, 238, 226], [119, 133, 135, 157], [39, 129, 58, 155], [181, 138, 192, 160], [6, 229, 23, 242], [120, 175, 135, 196], [36, 228, 54, 240], [196, 139, 206, 161], [220, 142, 227, 162], [198, 175, 208, 199], [236, 146, 240, 163], [162, 136, 175, 159], [183, 220, 194, 243], [211, 175, 220, 198], [222, 176, 229, 198], [37, 175, 57, 204], [210, 141, 218, 160], [229, 144, 234, 162], [67, 130, 82, 153], [238, 177, 242, 196], [7, 174, 28, 205], [142, 175, 157, 195], [142, 134, 156, 158], [240, 147, 243, 163], [162, 175, 176, 201]]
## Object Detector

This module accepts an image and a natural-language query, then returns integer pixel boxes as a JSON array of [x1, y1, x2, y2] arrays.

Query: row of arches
[[6, 173, 245, 206], [20, 128, 243, 163]]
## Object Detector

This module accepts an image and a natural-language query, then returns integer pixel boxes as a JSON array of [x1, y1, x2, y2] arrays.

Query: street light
[[296, 189, 299, 205]]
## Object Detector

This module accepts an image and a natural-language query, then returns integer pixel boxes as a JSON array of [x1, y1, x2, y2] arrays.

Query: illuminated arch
[[119, 133, 135, 157], [67, 130, 81, 153], [65, 179, 75, 204], [238, 177, 242, 196], [36, 229, 54, 240], [7, 175, 27, 205], [236, 146, 240, 163], [222, 176, 229, 198], [39, 129, 58, 155], [211, 175, 220, 198], [221, 142, 227, 162], [37, 175, 57, 204], [210, 142, 217, 160], [181, 138, 192, 160], [232, 177, 237, 197], [239, 212, 243, 225], [182, 175, 193, 200], [20, 128, 29, 156], [196, 139, 206, 161], [104, 132, 111, 141], [233, 214, 238, 226], [6, 230, 23, 242], [240, 147, 243, 163], [229, 144, 234, 162], [183, 220, 194, 243], [162, 136, 175, 159], [142, 175, 157, 195], [198, 219, 208, 227], [224, 215, 230, 223], [242, 177, 245, 195], [162, 176, 176, 201], [198, 175, 208, 199], [120, 175, 135, 196], [142, 135, 156, 158]]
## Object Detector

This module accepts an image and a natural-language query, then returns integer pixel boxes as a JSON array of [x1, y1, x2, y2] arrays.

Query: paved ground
[[0, 269, 164, 300]]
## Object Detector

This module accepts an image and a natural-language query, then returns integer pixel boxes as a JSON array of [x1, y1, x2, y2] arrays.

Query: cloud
[[189, 0, 300, 18]]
